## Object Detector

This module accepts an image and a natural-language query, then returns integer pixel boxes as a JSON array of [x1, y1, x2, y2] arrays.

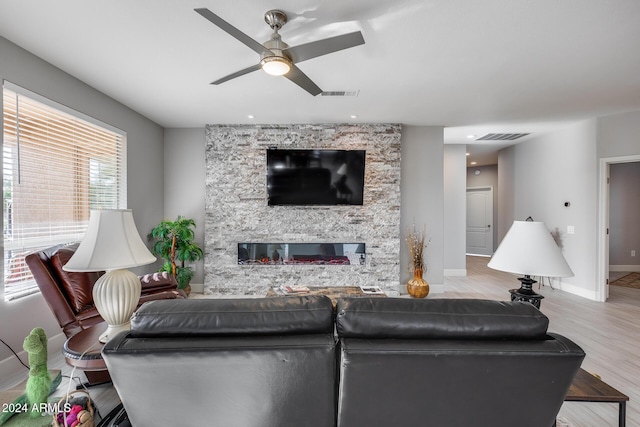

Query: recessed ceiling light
[[248, 115, 255, 119], [466, 152, 470, 156], [467, 134, 476, 139], [350, 115, 358, 119], [470, 161, 477, 165]]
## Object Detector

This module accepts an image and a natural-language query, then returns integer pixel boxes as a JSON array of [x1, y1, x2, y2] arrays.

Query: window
[[2, 82, 126, 300]]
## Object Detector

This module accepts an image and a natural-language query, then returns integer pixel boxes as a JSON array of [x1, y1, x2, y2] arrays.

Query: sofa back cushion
[[130, 295, 334, 338], [336, 298, 549, 339], [50, 248, 100, 313]]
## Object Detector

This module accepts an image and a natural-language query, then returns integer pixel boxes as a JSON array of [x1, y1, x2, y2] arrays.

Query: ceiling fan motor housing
[[262, 33, 290, 59]]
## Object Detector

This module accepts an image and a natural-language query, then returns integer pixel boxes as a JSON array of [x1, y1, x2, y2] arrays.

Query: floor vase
[[407, 267, 429, 298]]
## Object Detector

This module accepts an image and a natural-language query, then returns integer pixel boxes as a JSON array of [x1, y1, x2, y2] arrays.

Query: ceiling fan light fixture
[[260, 56, 291, 76], [196, 8, 365, 95]]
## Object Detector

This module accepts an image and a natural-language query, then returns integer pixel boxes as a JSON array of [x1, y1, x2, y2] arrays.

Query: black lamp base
[[509, 275, 544, 309]]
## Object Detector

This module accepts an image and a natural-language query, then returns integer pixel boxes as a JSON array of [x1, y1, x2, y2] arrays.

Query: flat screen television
[[267, 149, 365, 206]]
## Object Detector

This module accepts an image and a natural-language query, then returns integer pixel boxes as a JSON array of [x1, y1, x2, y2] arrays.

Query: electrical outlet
[[567, 226, 575, 235], [632, 250, 636, 257]]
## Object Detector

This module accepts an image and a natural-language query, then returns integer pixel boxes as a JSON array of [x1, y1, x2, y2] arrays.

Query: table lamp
[[487, 219, 573, 308], [63, 209, 156, 342]]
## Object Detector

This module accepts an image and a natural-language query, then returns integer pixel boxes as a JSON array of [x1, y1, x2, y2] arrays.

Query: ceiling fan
[[195, 8, 365, 96]]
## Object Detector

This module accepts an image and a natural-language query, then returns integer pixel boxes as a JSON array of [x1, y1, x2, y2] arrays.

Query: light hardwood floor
[[6, 257, 637, 426]]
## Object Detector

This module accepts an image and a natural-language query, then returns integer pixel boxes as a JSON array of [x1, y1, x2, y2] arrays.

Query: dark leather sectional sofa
[[102, 296, 585, 427]]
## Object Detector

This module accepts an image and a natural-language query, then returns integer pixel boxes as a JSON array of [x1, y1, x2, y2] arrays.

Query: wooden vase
[[407, 267, 429, 298]]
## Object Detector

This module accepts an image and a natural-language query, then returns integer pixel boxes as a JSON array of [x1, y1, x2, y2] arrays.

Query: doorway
[[597, 155, 640, 302], [466, 186, 493, 256]]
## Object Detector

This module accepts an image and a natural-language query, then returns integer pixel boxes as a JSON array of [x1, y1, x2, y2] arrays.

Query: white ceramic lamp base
[[92, 268, 142, 343]]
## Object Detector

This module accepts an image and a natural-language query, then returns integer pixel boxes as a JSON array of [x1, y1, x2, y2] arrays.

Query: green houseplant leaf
[[148, 216, 203, 289]]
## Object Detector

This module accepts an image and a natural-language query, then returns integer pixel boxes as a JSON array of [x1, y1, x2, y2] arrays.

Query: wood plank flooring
[[4, 256, 637, 426]]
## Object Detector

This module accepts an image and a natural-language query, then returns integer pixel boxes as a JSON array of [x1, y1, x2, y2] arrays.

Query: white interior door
[[466, 187, 493, 256]]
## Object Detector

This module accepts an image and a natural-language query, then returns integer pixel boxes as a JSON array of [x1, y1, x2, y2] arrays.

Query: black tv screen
[[267, 149, 365, 206]]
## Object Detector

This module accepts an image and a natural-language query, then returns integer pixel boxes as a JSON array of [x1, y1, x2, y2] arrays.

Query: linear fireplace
[[238, 243, 365, 265]]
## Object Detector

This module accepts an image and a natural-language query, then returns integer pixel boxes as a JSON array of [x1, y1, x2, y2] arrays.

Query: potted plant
[[148, 216, 203, 294], [406, 224, 430, 298]]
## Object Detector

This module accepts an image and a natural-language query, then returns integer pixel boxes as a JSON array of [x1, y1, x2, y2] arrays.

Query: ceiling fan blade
[[195, 8, 270, 56], [284, 65, 323, 96], [211, 64, 262, 85], [283, 31, 365, 64]]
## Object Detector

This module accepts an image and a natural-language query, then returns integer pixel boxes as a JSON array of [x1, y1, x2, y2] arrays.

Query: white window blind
[[2, 83, 126, 301]]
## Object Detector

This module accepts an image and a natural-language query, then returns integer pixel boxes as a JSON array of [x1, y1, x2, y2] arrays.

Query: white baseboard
[[0, 332, 66, 390], [553, 280, 599, 301], [444, 269, 467, 277], [610, 265, 640, 272]]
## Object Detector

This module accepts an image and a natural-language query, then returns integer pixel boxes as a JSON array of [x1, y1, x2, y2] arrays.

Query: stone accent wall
[[204, 124, 401, 296]]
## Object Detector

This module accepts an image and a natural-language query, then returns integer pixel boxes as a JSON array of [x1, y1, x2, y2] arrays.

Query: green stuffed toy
[[23, 327, 51, 418]]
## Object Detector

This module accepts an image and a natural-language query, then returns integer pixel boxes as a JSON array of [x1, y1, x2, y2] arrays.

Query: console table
[[558, 368, 629, 427]]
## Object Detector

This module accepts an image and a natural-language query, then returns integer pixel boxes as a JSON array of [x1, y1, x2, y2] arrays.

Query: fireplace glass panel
[[238, 243, 365, 265]]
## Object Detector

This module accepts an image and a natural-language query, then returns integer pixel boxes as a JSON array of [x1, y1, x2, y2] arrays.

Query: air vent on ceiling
[[476, 133, 530, 141], [320, 90, 360, 97]]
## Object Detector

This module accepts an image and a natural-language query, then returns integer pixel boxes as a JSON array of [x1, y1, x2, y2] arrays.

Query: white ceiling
[[1, 0, 639, 166]]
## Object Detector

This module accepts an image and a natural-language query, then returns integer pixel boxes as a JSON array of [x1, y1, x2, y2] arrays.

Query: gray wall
[[497, 147, 516, 242], [497, 120, 599, 298], [0, 36, 165, 382], [609, 161, 640, 269], [400, 126, 444, 291], [163, 128, 206, 285], [444, 144, 467, 275], [495, 111, 640, 301], [597, 111, 640, 159], [467, 164, 499, 251]]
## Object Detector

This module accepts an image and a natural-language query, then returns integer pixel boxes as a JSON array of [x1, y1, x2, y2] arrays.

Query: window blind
[[2, 83, 126, 301]]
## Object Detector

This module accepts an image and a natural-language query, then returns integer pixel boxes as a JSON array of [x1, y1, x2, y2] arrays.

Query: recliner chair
[[25, 243, 187, 385]]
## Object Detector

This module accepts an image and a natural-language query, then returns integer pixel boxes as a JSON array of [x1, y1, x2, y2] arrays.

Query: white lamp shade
[[63, 209, 156, 272], [487, 221, 574, 278]]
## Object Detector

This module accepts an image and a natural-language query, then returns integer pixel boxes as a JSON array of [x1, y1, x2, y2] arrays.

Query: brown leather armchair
[[26, 243, 187, 386], [26, 243, 187, 339]]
